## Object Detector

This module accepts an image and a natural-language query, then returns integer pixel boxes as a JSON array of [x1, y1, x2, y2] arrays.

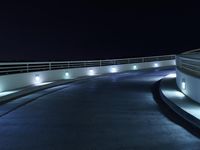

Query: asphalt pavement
[[0, 68, 199, 150]]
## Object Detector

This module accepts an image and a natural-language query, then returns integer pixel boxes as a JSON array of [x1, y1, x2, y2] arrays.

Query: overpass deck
[[0, 68, 199, 149]]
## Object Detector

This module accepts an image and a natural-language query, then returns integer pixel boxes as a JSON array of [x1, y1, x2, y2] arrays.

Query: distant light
[[35, 74, 41, 84], [154, 63, 159, 67], [65, 72, 71, 79], [133, 65, 137, 70], [88, 69, 95, 76], [110, 67, 117, 73], [182, 80, 186, 90], [165, 73, 176, 78], [65, 72, 69, 77]]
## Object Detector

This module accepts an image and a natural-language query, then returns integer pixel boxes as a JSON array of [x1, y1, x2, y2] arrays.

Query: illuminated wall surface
[[176, 52, 200, 104], [176, 69, 200, 103], [0, 60, 175, 92]]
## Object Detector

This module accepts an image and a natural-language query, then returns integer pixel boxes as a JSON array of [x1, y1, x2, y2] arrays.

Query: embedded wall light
[[154, 63, 159, 67], [65, 72, 69, 77], [35, 74, 41, 84], [110, 67, 117, 73], [182, 79, 186, 90], [88, 69, 95, 76], [133, 65, 137, 70], [64, 72, 70, 79]]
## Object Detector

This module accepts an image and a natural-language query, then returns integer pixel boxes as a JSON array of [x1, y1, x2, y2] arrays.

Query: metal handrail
[[176, 53, 200, 76], [182, 48, 200, 54], [0, 54, 175, 75]]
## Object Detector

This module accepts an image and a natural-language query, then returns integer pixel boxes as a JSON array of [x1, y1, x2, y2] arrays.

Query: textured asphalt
[[0, 68, 199, 150]]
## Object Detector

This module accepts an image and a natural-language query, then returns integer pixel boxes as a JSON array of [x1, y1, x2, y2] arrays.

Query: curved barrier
[[176, 52, 200, 103], [0, 55, 175, 92], [0, 55, 175, 75], [182, 48, 200, 54]]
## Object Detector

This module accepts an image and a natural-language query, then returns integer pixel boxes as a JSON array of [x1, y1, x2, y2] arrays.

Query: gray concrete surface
[[0, 76, 91, 104], [176, 67, 200, 104], [159, 76, 200, 135], [0, 59, 175, 92], [0, 68, 199, 150]]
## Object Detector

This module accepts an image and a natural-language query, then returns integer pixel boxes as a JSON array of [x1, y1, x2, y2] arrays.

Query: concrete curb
[[0, 76, 92, 105], [158, 78, 200, 131]]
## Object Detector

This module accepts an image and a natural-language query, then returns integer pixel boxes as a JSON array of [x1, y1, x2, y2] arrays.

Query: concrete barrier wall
[[0, 59, 175, 92], [176, 68, 200, 103]]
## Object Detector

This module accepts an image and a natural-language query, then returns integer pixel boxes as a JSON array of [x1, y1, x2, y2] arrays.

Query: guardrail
[[0, 55, 175, 75], [176, 54, 200, 76], [182, 48, 200, 54], [176, 50, 200, 104]]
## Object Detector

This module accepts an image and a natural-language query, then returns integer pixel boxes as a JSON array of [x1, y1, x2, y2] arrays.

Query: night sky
[[0, 1, 200, 61]]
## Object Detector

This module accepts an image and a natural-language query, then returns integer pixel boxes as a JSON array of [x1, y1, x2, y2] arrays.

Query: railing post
[[27, 64, 29, 72], [142, 57, 144, 62], [83, 61, 85, 67], [49, 63, 51, 70]]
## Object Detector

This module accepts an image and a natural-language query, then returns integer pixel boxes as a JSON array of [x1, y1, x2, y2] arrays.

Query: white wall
[[176, 68, 200, 103], [0, 60, 175, 92]]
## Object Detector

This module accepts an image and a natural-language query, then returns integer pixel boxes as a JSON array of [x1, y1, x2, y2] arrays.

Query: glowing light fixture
[[154, 63, 159, 67], [65, 72, 69, 77], [133, 65, 137, 70], [65, 72, 69, 79], [88, 69, 95, 76], [165, 73, 176, 78], [182, 80, 186, 90], [110, 67, 117, 73], [35, 74, 41, 84]]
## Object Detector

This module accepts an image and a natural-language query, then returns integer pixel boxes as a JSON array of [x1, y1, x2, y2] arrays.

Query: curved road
[[0, 68, 199, 150]]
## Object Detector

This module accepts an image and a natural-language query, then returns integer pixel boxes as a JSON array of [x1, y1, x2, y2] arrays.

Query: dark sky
[[0, 1, 199, 61]]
